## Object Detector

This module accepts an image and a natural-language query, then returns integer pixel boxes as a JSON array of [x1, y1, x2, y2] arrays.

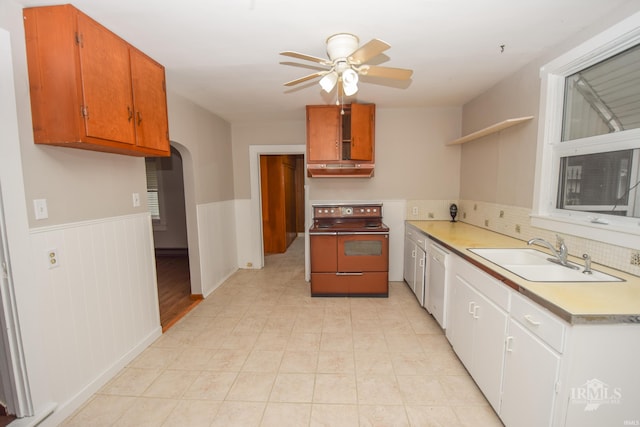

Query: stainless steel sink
[[468, 248, 623, 282]]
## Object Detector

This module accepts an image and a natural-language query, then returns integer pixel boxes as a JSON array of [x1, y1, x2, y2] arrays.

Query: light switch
[[132, 193, 140, 207], [33, 199, 48, 220]]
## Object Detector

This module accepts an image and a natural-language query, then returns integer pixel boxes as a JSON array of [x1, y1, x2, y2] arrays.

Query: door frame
[[249, 144, 309, 279]]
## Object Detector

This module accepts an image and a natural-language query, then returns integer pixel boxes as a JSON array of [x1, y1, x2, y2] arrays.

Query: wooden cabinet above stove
[[23, 4, 170, 157], [306, 103, 375, 178]]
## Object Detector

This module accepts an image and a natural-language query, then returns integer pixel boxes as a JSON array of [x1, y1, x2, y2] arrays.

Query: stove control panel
[[313, 204, 382, 219]]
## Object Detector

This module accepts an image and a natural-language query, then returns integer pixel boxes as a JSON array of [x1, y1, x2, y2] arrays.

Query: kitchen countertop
[[407, 220, 640, 325]]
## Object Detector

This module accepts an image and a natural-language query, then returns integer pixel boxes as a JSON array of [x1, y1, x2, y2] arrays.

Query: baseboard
[[155, 248, 188, 256], [39, 327, 162, 426]]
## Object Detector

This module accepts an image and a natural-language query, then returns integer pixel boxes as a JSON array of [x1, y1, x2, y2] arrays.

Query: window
[[145, 158, 166, 229], [533, 12, 640, 249]]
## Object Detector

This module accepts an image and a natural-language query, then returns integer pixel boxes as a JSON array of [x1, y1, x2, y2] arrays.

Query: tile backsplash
[[407, 199, 640, 277]]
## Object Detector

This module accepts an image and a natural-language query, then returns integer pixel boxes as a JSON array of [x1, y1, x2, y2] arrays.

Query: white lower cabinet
[[500, 301, 562, 427], [446, 253, 640, 427], [403, 224, 428, 307], [447, 255, 509, 411]]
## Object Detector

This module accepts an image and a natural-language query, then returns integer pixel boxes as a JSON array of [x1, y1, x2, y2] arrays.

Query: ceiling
[[16, 0, 638, 122]]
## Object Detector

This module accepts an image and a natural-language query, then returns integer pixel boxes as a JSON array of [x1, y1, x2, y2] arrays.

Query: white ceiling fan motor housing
[[326, 33, 359, 61]]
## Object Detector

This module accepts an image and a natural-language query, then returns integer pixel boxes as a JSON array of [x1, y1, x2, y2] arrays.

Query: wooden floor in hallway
[[155, 254, 202, 331]]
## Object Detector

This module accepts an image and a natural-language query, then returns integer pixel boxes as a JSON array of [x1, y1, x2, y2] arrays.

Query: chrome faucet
[[582, 254, 593, 275], [527, 235, 579, 270]]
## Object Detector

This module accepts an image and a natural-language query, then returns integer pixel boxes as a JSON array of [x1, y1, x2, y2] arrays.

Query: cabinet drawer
[[451, 255, 510, 311], [510, 292, 566, 353]]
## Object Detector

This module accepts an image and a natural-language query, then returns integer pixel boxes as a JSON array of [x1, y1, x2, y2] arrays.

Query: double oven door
[[310, 232, 389, 296]]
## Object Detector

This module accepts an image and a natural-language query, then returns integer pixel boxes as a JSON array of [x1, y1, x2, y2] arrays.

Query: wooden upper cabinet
[[307, 106, 341, 162], [23, 5, 170, 157], [350, 103, 374, 161], [306, 103, 375, 177], [77, 12, 135, 146], [130, 48, 170, 152]]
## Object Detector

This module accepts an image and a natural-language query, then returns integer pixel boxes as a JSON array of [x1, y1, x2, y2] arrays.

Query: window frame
[[532, 12, 640, 250]]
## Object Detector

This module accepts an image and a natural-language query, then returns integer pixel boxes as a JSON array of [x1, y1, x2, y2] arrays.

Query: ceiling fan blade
[[280, 51, 331, 65], [359, 65, 413, 80], [349, 39, 390, 64], [284, 71, 327, 86]]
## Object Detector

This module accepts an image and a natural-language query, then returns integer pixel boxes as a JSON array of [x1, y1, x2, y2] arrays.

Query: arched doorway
[[146, 145, 201, 330]]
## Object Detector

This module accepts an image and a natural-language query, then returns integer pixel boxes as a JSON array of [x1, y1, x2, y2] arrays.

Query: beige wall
[[459, 64, 539, 208], [2, 0, 233, 228], [166, 92, 233, 204], [459, 2, 640, 209], [4, 0, 146, 228], [231, 107, 462, 202], [231, 119, 307, 199]]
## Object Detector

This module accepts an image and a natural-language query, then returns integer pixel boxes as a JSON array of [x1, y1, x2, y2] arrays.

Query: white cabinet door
[[472, 286, 508, 411], [403, 234, 416, 292], [447, 258, 508, 412], [501, 318, 561, 427], [415, 247, 426, 307], [447, 275, 476, 367]]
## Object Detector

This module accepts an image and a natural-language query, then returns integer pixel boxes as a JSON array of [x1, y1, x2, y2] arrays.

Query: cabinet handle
[[411, 249, 416, 259], [137, 111, 143, 125], [524, 315, 541, 326], [127, 106, 133, 122], [468, 302, 475, 315], [473, 305, 480, 319], [505, 336, 514, 352], [419, 258, 424, 267]]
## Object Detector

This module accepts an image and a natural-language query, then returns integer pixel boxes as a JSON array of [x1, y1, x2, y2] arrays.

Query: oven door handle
[[336, 232, 389, 236], [335, 272, 364, 276], [309, 231, 338, 236]]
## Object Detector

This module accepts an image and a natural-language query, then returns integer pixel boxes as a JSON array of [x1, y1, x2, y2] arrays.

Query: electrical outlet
[[499, 210, 504, 218], [47, 248, 59, 269], [428, 212, 434, 219], [484, 219, 489, 227], [515, 224, 521, 233], [412, 206, 419, 216], [631, 252, 640, 266]]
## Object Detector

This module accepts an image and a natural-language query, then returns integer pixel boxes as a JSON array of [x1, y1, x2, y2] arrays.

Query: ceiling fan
[[280, 33, 413, 96]]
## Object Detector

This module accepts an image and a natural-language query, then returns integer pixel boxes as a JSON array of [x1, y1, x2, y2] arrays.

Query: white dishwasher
[[427, 242, 449, 328]]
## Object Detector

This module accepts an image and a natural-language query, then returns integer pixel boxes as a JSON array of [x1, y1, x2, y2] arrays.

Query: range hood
[[307, 163, 374, 178]]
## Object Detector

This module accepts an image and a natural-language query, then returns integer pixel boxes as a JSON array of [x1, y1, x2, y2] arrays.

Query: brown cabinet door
[[77, 12, 135, 145], [130, 48, 170, 154], [307, 106, 340, 162], [350, 103, 374, 161]]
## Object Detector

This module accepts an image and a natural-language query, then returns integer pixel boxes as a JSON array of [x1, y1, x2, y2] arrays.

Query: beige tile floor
[[63, 237, 504, 426]]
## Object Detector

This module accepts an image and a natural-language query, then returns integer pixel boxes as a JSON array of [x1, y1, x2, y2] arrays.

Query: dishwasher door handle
[[336, 272, 364, 276]]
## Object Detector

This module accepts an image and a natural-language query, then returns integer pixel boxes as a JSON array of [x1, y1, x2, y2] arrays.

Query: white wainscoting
[[197, 200, 239, 297], [28, 213, 161, 426]]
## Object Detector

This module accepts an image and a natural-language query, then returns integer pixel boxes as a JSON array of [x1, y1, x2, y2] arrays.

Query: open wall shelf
[[447, 116, 534, 145]]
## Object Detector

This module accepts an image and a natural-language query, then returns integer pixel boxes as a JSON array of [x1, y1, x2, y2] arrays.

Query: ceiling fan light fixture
[[342, 68, 359, 96], [319, 71, 338, 93]]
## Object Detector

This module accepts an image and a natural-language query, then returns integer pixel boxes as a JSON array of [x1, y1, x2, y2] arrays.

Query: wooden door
[[77, 12, 135, 145], [306, 106, 340, 162], [350, 103, 374, 161], [130, 48, 170, 154], [283, 156, 297, 248]]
